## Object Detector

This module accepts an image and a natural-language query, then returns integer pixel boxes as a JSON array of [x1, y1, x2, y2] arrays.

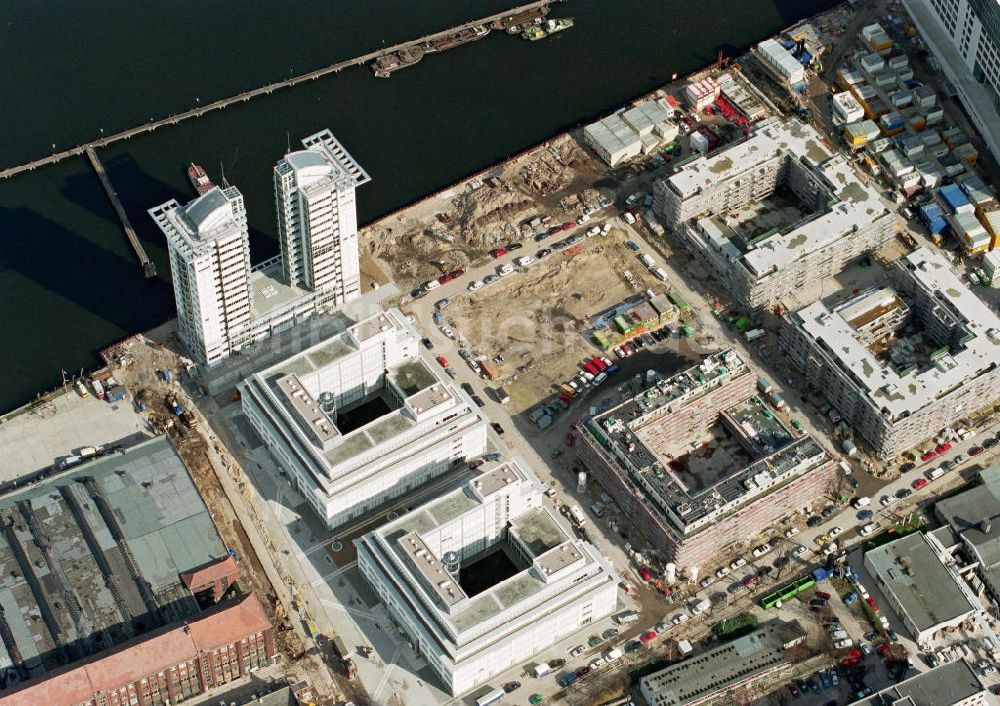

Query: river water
[[0, 0, 836, 411]]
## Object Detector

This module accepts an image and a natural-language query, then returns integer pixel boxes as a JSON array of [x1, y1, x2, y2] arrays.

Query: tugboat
[[522, 17, 574, 41], [187, 163, 214, 195]]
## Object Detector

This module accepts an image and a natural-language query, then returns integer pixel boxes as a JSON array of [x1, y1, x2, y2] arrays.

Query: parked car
[[857, 509, 873, 521], [912, 478, 928, 490], [807, 515, 823, 527], [624, 240, 640, 251]]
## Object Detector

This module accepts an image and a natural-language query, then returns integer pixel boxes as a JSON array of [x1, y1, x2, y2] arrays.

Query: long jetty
[[85, 147, 156, 278], [0, 0, 557, 181]]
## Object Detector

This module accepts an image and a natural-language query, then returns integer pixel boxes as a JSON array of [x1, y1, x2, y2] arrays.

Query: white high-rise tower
[[274, 129, 371, 303], [149, 186, 252, 366]]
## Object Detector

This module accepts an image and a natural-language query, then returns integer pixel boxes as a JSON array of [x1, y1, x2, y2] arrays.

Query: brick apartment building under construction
[[574, 350, 839, 570], [0, 593, 274, 706]]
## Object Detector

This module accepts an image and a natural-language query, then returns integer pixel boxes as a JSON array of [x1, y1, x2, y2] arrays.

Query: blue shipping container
[[920, 203, 948, 234], [939, 183, 971, 213]]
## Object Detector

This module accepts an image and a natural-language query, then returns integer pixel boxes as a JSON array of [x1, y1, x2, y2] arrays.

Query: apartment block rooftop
[[0, 436, 227, 678], [583, 350, 833, 534], [149, 185, 246, 255], [790, 247, 1000, 420], [667, 119, 890, 279], [364, 459, 613, 636]]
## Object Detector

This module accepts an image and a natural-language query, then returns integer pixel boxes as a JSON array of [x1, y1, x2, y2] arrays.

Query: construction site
[[362, 133, 615, 291], [443, 229, 673, 412]]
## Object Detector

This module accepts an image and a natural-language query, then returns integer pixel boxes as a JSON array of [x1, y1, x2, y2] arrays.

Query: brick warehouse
[[0, 593, 274, 706], [574, 350, 839, 570]]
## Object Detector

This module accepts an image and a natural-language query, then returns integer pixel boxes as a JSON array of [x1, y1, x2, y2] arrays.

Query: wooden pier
[[85, 147, 156, 278], [0, 0, 558, 181]]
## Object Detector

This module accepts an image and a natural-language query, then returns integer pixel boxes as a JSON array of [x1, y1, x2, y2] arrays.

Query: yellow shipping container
[[979, 208, 1000, 249], [955, 143, 979, 165]]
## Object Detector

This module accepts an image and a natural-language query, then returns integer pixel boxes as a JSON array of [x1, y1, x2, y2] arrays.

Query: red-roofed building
[[180, 555, 241, 604], [0, 593, 273, 706]]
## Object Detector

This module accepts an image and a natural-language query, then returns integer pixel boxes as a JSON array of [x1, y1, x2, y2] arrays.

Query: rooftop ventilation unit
[[317, 391, 336, 415], [443, 550, 460, 578]]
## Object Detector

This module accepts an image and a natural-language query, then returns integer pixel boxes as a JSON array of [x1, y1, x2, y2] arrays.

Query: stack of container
[[833, 91, 866, 124], [755, 38, 806, 85], [887, 54, 909, 71], [881, 148, 914, 180], [939, 183, 974, 214], [880, 110, 905, 136], [913, 161, 943, 189], [860, 53, 886, 76], [920, 202, 948, 237], [844, 120, 881, 148], [954, 210, 991, 253], [959, 175, 996, 211], [837, 68, 864, 89], [982, 249, 1000, 285], [862, 23, 893, 53], [889, 89, 913, 109], [954, 143, 979, 165], [684, 77, 719, 110], [912, 85, 936, 110], [898, 134, 924, 159]]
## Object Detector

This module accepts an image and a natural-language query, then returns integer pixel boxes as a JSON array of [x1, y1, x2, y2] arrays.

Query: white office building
[[239, 309, 488, 528], [150, 186, 252, 366], [274, 129, 371, 303], [355, 459, 620, 696], [903, 0, 1000, 156]]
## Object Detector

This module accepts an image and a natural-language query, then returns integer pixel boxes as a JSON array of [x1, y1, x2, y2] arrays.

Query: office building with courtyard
[[781, 247, 1000, 459], [355, 458, 619, 696], [573, 349, 839, 570], [652, 118, 898, 310], [239, 308, 488, 529]]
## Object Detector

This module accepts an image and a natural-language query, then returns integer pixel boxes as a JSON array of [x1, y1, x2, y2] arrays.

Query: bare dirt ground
[[445, 231, 665, 412], [361, 133, 611, 291]]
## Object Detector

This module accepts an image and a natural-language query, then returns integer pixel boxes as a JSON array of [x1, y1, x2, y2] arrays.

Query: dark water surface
[[0, 0, 836, 411]]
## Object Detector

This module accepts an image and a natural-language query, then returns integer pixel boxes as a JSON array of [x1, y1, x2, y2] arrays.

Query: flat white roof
[[742, 154, 886, 275], [666, 119, 830, 199], [795, 247, 1000, 418]]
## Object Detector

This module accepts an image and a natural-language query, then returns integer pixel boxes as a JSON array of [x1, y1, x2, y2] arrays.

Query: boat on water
[[371, 46, 425, 78], [423, 24, 489, 53], [522, 17, 574, 41], [187, 163, 215, 195]]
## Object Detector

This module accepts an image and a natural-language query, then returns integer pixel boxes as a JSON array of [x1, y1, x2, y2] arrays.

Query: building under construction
[[574, 350, 838, 570], [0, 436, 233, 688]]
